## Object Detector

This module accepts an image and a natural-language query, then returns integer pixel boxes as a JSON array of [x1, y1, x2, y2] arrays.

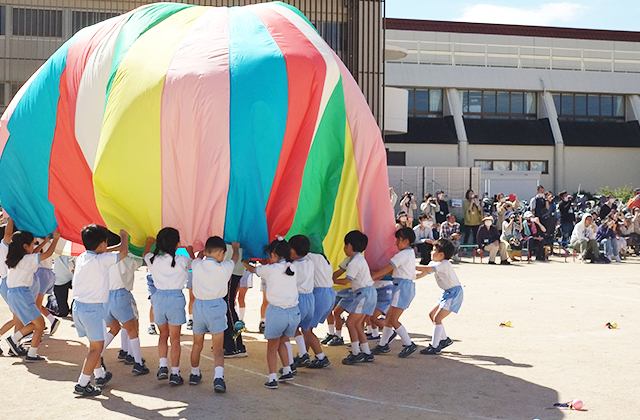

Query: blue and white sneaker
[[213, 377, 226, 393], [398, 342, 418, 358], [189, 373, 202, 385], [95, 371, 113, 388], [264, 379, 278, 389], [308, 356, 330, 369], [278, 372, 294, 382], [49, 318, 60, 335], [157, 366, 169, 380]]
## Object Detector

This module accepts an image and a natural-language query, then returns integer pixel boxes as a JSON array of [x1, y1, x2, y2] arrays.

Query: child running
[[189, 237, 239, 393], [416, 238, 463, 355], [242, 238, 299, 389], [371, 227, 419, 357], [305, 250, 335, 368]]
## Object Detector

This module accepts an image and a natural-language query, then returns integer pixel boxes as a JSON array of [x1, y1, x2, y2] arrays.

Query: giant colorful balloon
[[0, 2, 396, 269]]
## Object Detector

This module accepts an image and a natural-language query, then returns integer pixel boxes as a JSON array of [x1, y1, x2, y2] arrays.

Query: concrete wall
[[385, 143, 458, 167], [563, 146, 640, 193]]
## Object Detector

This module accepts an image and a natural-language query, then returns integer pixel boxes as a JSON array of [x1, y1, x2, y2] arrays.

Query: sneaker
[[264, 379, 278, 389], [342, 353, 359, 365], [420, 344, 441, 355], [50, 318, 60, 335], [24, 354, 45, 362], [365, 333, 380, 341], [21, 332, 33, 345], [95, 371, 113, 388], [488, 261, 496, 265], [388, 330, 398, 343], [500, 260, 511, 265], [320, 333, 335, 345], [118, 349, 128, 360], [223, 350, 238, 358], [124, 354, 135, 365], [157, 366, 169, 380], [356, 352, 375, 363], [371, 343, 390, 355], [189, 373, 202, 385], [147, 324, 158, 335], [101, 357, 106, 371], [186, 319, 193, 330], [235, 349, 248, 358], [327, 336, 344, 346], [74, 383, 101, 397], [213, 377, 226, 393], [169, 373, 184, 386], [278, 363, 297, 375], [398, 342, 418, 358], [308, 356, 330, 369], [8, 346, 28, 357], [132, 363, 150, 375], [258, 321, 265, 334], [615, 256, 622, 263], [278, 372, 294, 382], [6, 336, 21, 355], [294, 353, 311, 367], [439, 337, 454, 349]]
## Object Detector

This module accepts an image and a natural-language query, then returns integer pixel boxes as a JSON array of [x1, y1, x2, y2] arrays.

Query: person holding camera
[[463, 193, 482, 245], [501, 211, 523, 261], [495, 193, 519, 235], [522, 211, 547, 261], [420, 193, 440, 221], [435, 190, 449, 225], [399, 192, 417, 224], [476, 216, 510, 265]]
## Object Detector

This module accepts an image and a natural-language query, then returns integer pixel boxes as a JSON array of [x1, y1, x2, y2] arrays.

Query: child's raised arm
[[186, 245, 195, 259], [231, 242, 240, 264], [4, 217, 13, 243], [40, 232, 61, 260], [118, 230, 129, 261], [142, 236, 155, 257], [371, 263, 393, 280]]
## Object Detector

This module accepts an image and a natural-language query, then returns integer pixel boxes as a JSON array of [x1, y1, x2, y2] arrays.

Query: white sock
[[159, 357, 168, 368], [294, 335, 307, 356], [171, 366, 180, 375], [129, 337, 143, 364], [282, 365, 291, 375], [316, 352, 326, 360], [396, 325, 412, 346], [46, 314, 55, 325], [214, 366, 224, 379], [78, 373, 91, 387], [93, 367, 106, 379], [191, 366, 200, 376], [378, 326, 394, 346], [367, 325, 374, 334], [11, 331, 24, 342], [351, 341, 360, 355], [439, 324, 448, 341], [260, 318, 265, 323], [284, 341, 294, 365], [361, 342, 371, 355], [431, 324, 443, 348], [335, 329, 342, 338], [27, 346, 38, 357], [234, 303, 240, 316], [269, 373, 277, 382], [189, 313, 193, 321], [371, 326, 380, 338], [120, 329, 129, 352], [328, 324, 335, 335], [239, 307, 245, 321], [102, 332, 115, 356]]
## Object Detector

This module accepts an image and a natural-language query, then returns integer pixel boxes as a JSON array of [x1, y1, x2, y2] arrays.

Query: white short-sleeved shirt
[[144, 253, 191, 290], [0, 239, 9, 279], [307, 253, 333, 288], [292, 257, 314, 294], [390, 247, 417, 281], [53, 255, 74, 286], [73, 251, 119, 303], [108, 254, 143, 291], [345, 253, 374, 291], [191, 258, 235, 300], [7, 253, 40, 288], [224, 245, 245, 276], [428, 260, 461, 290], [255, 259, 298, 309]]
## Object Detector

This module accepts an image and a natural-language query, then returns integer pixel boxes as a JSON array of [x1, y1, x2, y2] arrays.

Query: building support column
[[540, 91, 564, 193], [445, 88, 468, 167]]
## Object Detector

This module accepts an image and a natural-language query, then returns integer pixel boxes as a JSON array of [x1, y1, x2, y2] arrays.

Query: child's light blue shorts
[[0, 277, 8, 303], [34, 268, 55, 295], [264, 304, 300, 339], [185, 270, 193, 289], [335, 288, 355, 313], [105, 288, 138, 324], [193, 298, 228, 335], [73, 301, 107, 342], [390, 279, 416, 310], [238, 271, 253, 288], [375, 284, 393, 314], [352, 286, 376, 316], [146, 272, 156, 299], [297, 292, 315, 331], [7, 286, 41, 325], [438, 285, 464, 313], [151, 289, 186, 326], [311, 287, 335, 328]]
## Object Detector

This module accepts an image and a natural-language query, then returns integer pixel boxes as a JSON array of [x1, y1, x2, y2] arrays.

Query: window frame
[[474, 159, 549, 174], [407, 88, 444, 118], [460, 89, 537, 120], [553, 92, 625, 122]]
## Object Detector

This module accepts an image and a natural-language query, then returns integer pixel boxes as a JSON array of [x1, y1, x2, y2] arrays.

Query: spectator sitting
[[439, 213, 461, 263], [399, 191, 417, 224], [596, 216, 619, 263], [599, 194, 617, 220], [464, 193, 483, 244], [501, 211, 523, 261], [434, 189, 449, 225], [626, 187, 640, 212], [618, 214, 633, 258], [570, 213, 598, 263], [522, 211, 547, 261], [495, 193, 520, 235], [396, 211, 412, 230], [420, 193, 440, 221], [413, 214, 435, 265], [476, 215, 510, 265], [628, 208, 640, 256]]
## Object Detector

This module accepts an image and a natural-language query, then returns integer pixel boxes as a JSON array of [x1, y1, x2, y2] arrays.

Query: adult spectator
[[543, 191, 559, 245], [495, 193, 520, 234], [390, 187, 398, 208], [399, 191, 417, 223], [629, 207, 640, 255], [558, 191, 575, 246], [619, 214, 634, 258], [501, 211, 523, 261], [434, 189, 449, 225], [413, 214, 435, 264], [522, 211, 547, 261], [596, 216, 619, 263], [529, 185, 546, 217], [396, 211, 412, 230], [570, 213, 599, 263], [476, 216, 510, 265], [464, 194, 483, 244], [420, 193, 440, 221], [440, 213, 461, 263], [626, 188, 640, 212], [51, 255, 75, 317], [599, 194, 617, 220]]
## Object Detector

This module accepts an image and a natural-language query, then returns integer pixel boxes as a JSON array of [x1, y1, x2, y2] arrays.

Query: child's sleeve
[[427, 260, 441, 272], [99, 252, 119, 269], [345, 259, 359, 280], [389, 252, 401, 269]]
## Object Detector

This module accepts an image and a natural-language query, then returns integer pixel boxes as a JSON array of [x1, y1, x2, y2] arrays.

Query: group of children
[[0, 218, 464, 394]]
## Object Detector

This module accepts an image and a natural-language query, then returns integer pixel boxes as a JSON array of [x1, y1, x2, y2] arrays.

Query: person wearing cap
[[435, 190, 449, 225], [522, 211, 547, 261], [558, 191, 575, 247], [501, 210, 523, 261], [396, 211, 412, 230], [476, 216, 510, 265], [599, 194, 617, 220], [626, 188, 640, 212], [570, 213, 598, 263], [495, 193, 519, 236]]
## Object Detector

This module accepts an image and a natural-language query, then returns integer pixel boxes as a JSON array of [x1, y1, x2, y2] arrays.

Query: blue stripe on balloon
[[0, 36, 77, 237], [224, 6, 288, 258]]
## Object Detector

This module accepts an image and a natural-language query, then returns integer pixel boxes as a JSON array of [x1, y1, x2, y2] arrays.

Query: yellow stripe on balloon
[[94, 6, 207, 246], [323, 119, 361, 290]]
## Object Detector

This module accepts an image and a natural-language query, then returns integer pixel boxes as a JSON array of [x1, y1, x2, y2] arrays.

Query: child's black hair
[[344, 230, 368, 253], [151, 227, 180, 267], [288, 234, 310, 258], [433, 238, 455, 260], [395, 227, 416, 245], [264, 238, 294, 276], [0, 225, 5, 239], [6, 230, 34, 269], [81, 224, 109, 251], [205, 236, 226, 254]]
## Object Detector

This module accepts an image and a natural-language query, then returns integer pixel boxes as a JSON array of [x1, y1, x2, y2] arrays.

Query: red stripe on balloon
[[251, 5, 327, 239]]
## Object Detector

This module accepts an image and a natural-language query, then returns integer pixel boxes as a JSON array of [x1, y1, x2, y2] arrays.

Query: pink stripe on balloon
[[334, 54, 397, 271], [160, 7, 231, 250]]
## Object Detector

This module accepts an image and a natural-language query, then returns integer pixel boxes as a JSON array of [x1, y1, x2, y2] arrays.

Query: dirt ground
[[2, 253, 639, 420]]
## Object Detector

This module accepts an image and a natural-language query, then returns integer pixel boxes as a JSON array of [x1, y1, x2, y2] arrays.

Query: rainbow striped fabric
[[0, 2, 395, 269]]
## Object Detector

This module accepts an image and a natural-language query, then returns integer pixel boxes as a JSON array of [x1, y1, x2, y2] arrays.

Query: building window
[[0, 84, 5, 106], [13, 8, 63, 37], [407, 88, 443, 118], [10, 83, 21, 100], [318, 22, 346, 56], [475, 160, 548, 174], [72, 11, 120, 34], [1, 6, 6, 36], [386, 150, 406, 166], [460, 90, 536, 120], [552, 93, 624, 122]]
